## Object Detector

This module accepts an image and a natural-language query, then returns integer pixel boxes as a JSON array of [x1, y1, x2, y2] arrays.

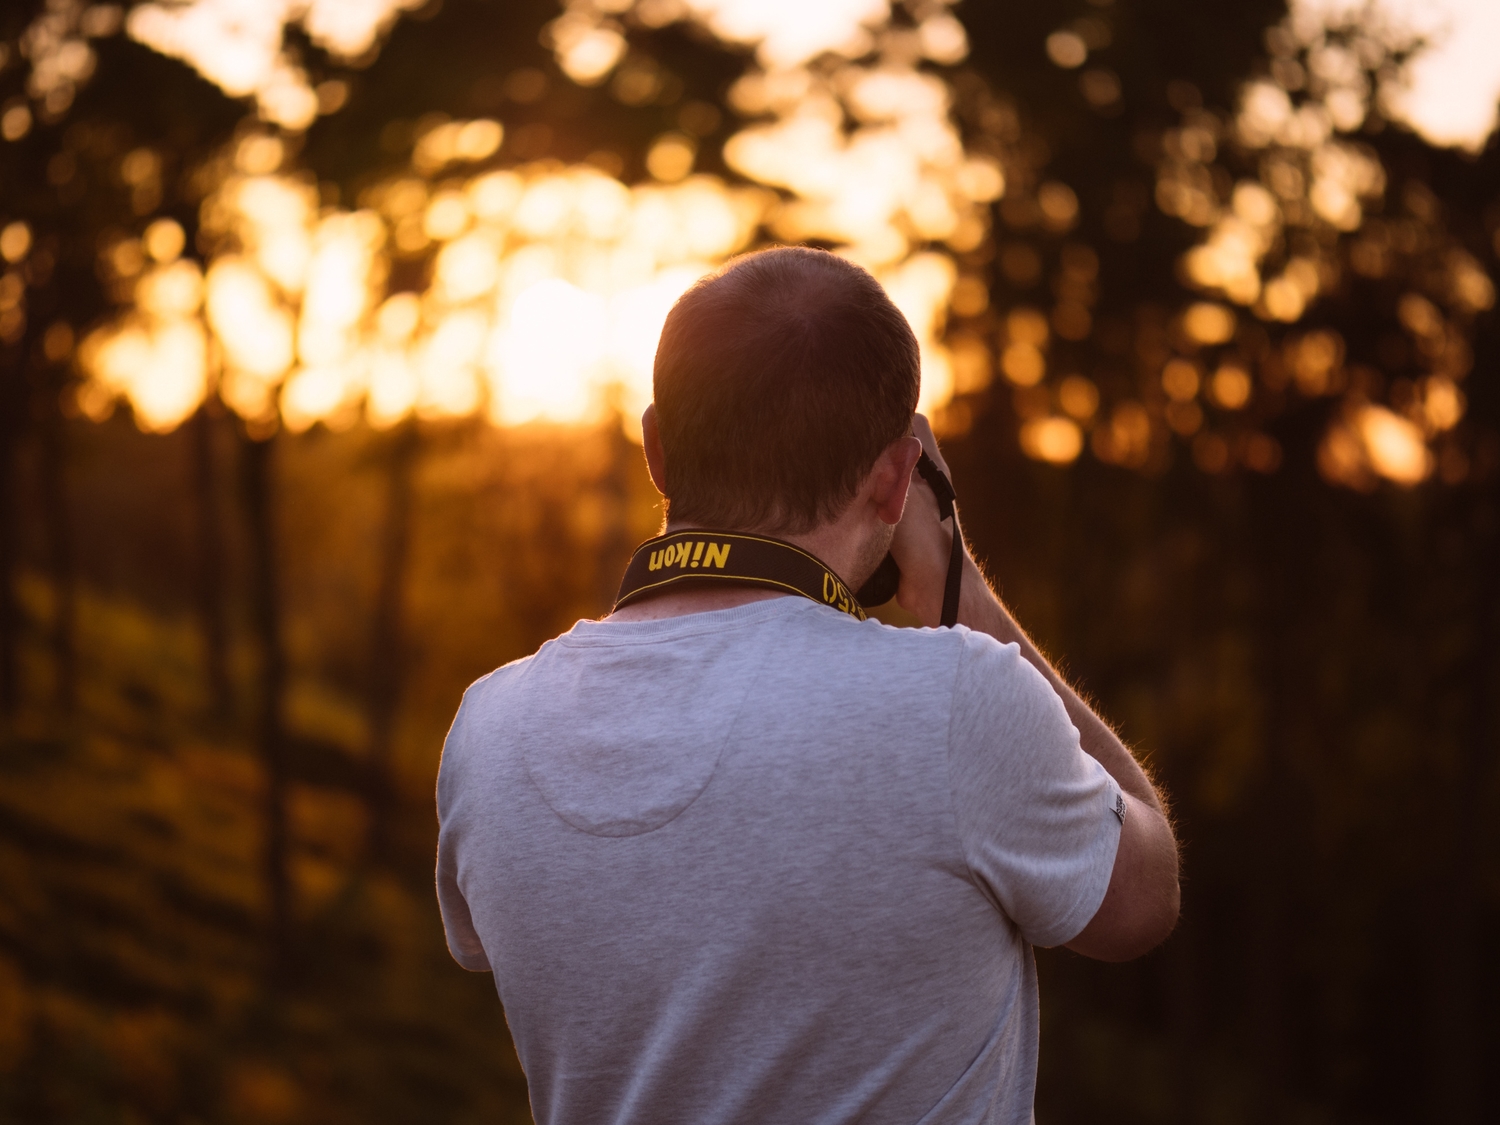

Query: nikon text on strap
[[613, 452, 964, 626], [614, 530, 870, 620]]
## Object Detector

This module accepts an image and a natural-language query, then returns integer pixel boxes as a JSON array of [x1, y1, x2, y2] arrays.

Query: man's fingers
[[912, 413, 952, 478]]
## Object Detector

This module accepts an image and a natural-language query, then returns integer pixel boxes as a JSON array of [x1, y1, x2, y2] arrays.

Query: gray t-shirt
[[436, 596, 1122, 1125]]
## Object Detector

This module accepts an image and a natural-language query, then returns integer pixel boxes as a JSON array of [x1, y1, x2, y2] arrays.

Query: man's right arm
[[892, 419, 1180, 961]]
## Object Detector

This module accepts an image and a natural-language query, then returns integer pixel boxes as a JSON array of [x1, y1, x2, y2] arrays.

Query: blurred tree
[[364, 418, 416, 863], [189, 402, 231, 718]]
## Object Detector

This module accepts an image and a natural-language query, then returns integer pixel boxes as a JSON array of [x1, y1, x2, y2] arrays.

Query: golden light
[[422, 191, 470, 242], [1182, 302, 1237, 346], [1287, 329, 1343, 396], [1447, 249, 1496, 312], [1058, 375, 1099, 420], [1, 104, 32, 142], [417, 310, 486, 418], [1309, 142, 1383, 230], [1419, 375, 1464, 433], [1176, 13, 1408, 346], [1261, 276, 1306, 322], [950, 277, 989, 317], [671, 0, 892, 69], [0, 274, 24, 313], [489, 279, 607, 425], [1209, 363, 1253, 409], [1318, 402, 1432, 489], [205, 258, 295, 381], [1161, 359, 1201, 402], [79, 318, 208, 433], [1233, 181, 1279, 226], [647, 134, 697, 183], [1294, 0, 1500, 152], [143, 218, 186, 263], [469, 172, 523, 222], [549, 17, 627, 85], [956, 158, 1005, 203], [434, 234, 501, 304], [414, 119, 504, 175], [221, 175, 317, 293], [1000, 345, 1044, 387], [42, 323, 75, 364], [1046, 30, 1088, 69], [128, 0, 425, 130], [948, 335, 992, 394], [1109, 402, 1152, 463], [282, 365, 360, 433], [137, 260, 205, 319], [82, 0, 1000, 443], [1037, 182, 1079, 231], [879, 253, 958, 414], [368, 347, 420, 428], [1006, 307, 1049, 346], [917, 12, 969, 64], [0, 222, 31, 263], [1020, 416, 1084, 464], [375, 293, 421, 342], [1397, 292, 1443, 339], [1357, 404, 1431, 484], [236, 134, 285, 175]]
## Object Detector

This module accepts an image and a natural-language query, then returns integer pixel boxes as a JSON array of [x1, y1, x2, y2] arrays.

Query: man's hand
[[888, 414, 959, 626], [890, 414, 1181, 961]]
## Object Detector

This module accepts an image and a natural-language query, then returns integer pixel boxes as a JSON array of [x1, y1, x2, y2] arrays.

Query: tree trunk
[[1, 309, 40, 716], [596, 416, 635, 612], [190, 405, 231, 719], [37, 388, 74, 712], [1424, 481, 1494, 1122], [365, 419, 418, 864], [240, 429, 291, 980], [0, 401, 17, 715], [1247, 470, 1295, 1118]]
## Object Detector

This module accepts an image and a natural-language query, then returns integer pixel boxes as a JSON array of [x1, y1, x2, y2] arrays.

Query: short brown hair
[[653, 247, 920, 533]]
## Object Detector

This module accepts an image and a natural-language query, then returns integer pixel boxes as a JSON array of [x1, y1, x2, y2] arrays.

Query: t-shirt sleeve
[[435, 698, 494, 972], [946, 629, 1123, 948]]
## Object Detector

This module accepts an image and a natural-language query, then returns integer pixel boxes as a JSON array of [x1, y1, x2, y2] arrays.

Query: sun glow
[[81, 149, 773, 434], [80, 0, 994, 439]]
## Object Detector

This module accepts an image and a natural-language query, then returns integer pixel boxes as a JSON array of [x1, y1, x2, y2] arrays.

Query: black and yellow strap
[[614, 530, 869, 620]]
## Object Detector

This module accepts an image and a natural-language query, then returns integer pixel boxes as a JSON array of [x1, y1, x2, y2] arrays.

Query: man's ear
[[872, 435, 923, 526], [641, 404, 668, 497]]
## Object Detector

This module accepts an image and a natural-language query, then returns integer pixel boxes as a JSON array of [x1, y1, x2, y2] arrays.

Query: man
[[436, 247, 1180, 1124]]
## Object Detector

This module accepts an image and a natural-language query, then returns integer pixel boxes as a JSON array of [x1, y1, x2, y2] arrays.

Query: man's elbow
[[1089, 875, 1180, 962], [1064, 818, 1181, 962]]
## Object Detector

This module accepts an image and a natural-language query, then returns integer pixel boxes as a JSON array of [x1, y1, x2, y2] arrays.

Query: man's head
[[648, 247, 921, 540]]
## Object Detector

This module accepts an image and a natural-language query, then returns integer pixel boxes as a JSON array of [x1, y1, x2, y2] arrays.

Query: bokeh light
[[12, 0, 1494, 486], [77, 0, 997, 440]]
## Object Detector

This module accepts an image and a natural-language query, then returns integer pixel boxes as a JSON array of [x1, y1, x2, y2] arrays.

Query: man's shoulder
[[810, 610, 1020, 670], [452, 647, 545, 724]]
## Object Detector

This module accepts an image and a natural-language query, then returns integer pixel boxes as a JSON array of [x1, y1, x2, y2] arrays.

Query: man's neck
[[605, 515, 880, 623]]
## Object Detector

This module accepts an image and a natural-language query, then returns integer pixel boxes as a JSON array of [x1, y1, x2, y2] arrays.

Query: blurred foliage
[[1, 1, 1498, 1124], [0, 416, 654, 1123]]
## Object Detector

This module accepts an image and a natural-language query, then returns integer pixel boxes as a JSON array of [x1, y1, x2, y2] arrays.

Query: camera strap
[[613, 452, 964, 626], [920, 452, 965, 628], [614, 530, 870, 620]]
